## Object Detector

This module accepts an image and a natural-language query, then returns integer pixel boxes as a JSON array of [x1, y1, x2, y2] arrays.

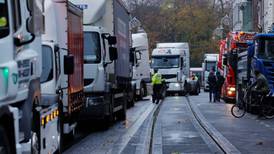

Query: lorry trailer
[[70, 0, 133, 126], [41, 0, 84, 153]]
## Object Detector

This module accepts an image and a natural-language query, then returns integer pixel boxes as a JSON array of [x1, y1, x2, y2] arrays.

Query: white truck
[[0, 0, 44, 153], [70, 0, 134, 125], [202, 54, 219, 91], [40, 0, 84, 153], [131, 32, 150, 100], [151, 43, 190, 95]]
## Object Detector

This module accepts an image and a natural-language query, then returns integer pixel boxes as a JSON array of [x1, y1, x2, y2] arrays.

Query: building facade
[[232, 0, 274, 32]]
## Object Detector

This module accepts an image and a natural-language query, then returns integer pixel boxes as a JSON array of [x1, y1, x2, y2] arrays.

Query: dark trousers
[[153, 84, 162, 104], [216, 88, 222, 101], [209, 87, 216, 102]]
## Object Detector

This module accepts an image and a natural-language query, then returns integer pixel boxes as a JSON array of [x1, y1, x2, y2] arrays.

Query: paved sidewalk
[[189, 92, 274, 154]]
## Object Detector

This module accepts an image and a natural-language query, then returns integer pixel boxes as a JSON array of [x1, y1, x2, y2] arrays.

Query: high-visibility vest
[[152, 73, 162, 85], [0, 17, 7, 27]]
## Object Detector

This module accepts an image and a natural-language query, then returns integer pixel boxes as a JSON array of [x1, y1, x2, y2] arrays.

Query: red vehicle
[[218, 32, 254, 103]]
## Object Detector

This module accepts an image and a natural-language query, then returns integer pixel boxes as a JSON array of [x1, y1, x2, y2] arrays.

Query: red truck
[[218, 32, 254, 103]]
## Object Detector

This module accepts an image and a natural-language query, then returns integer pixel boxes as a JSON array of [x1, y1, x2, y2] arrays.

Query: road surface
[[65, 92, 274, 154]]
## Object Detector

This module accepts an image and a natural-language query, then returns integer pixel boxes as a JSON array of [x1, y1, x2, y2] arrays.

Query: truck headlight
[[228, 87, 236, 92]]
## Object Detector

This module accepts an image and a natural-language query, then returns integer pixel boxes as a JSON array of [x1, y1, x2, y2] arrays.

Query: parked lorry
[[70, 0, 133, 125], [151, 43, 190, 95], [237, 32, 274, 110], [202, 54, 219, 91], [220, 32, 254, 103], [0, 0, 44, 153], [41, 0, 84, 153], [131, 32, 150, 100]]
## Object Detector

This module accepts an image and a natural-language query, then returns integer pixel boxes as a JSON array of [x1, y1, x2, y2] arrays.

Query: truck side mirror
[[130, 50, 134, 63], [108, 36, 117, 45], [64, 55, 74, 75], [54, 45, 60, 52], [26, 0, 44, 35], [109, 47, 118, 61], [130, 47, 136, 52], [177, 72, 181, 81], [136, 52, 141, 60], [180, 57, 184, 69]]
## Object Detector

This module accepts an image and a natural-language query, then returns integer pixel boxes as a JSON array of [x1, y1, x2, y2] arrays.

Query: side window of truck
[[11, 0, 21, 32]]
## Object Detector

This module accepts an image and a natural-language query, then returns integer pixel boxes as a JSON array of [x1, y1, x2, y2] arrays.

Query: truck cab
[[252, 33, 274, 93], [151, 43, 190, 95], [0, 0, 44, 153], [222, 32, 254, 103], [71, 0, 130, 125], [203, 54, 219, 91], [131, 32, 150, 99]]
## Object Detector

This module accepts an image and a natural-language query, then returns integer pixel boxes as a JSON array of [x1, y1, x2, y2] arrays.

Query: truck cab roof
[[157, 43, 189, 49], [152, 48, 186, 56], [132, 33, 149, 50], [255, 33, 274, 39]]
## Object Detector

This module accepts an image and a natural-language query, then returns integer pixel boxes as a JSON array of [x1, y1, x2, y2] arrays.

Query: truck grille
[[162, 74, 177, 79], [263, 61, 274, 86]]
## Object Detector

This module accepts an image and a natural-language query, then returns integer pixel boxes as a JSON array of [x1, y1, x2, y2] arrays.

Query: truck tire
[[140, 82, 147, 99], [127, 90, 135, 108], [32, 99, 41, 154], [0, 126, 10, 154], [117, 94, 127, 121], [102, 94, 114, 129]]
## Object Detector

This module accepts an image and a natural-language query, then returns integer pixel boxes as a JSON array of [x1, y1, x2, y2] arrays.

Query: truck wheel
[[117, 95, 127, 121], [31, 132, 39, 154], [127, 90, 135, 108], [140, 82, 147, 99], [102, 94, 114, 129], [0, 126, 10, 154], [32, 98, 41, 154]]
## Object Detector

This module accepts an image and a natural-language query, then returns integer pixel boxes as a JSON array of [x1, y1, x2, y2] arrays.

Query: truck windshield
[[151, 56, 179, 68], [0, 0, 9, 38], [84, 32, 101, 63], [41, 45, 53, 83], [205, 61, 216, 71], [256, 39, 274, 60]]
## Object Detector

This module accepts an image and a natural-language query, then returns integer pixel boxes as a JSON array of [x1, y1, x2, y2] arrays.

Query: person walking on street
[[152, 69, 163, 104], [207, 69, 217, 102], [216, 71, 225, 102]]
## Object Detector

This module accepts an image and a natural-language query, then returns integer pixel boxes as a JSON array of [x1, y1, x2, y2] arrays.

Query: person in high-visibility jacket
[[152, 69, 163, 104]]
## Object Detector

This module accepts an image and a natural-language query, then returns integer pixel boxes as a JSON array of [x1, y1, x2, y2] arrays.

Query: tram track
[[147, 96, 241, 154], [185, 97, 241, 154]]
